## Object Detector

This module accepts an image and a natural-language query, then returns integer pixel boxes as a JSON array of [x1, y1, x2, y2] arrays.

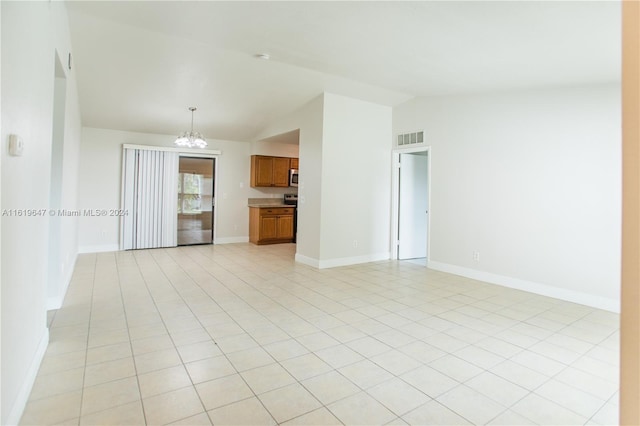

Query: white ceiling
[[66, 1, 621, 142]]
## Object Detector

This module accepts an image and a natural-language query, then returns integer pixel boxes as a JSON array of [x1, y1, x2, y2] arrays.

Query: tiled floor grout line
[[172, 248, 348, 351], [584, 398, 614, 426], [147, 248, 283, 425], [188, 247, 617, 425], [158, 248, 320, 421], [494, 316, 618, 425], [116, 251, 152, 426], [185, 248, 350, 326], [76, 252, 98, 423], [175, 248, 413, 424], [177, 247, 360, 425], [25, 244, 620, 426], [180, 251, 500, 420], [132, 250, 220, 425]]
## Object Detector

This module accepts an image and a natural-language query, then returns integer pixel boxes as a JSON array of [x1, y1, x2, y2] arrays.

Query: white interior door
[[398, 151, 429, 260]]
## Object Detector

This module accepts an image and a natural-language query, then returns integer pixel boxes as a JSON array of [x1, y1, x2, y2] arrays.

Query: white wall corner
[[47, 296, 64, 311], [48, 253, 78, 310], [294, 253, 320, 268], [5, 329, 49, 426], [427, 260, 620, 313]]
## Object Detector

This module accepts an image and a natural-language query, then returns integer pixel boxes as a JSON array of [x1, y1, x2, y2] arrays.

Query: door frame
[[178, 153, 219, 245], [391, 146, 431, 261]]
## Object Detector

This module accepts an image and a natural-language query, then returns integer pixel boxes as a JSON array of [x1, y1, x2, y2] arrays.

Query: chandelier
[[174, 107, 207, 148]]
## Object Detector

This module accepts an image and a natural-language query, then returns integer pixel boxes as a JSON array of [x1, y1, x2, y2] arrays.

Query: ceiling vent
[[396, 130, 424, 147]]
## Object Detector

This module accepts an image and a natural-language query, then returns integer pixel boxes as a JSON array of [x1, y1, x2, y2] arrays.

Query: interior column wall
[[319, 93, 392, 267], [253, 95, 325, 263]]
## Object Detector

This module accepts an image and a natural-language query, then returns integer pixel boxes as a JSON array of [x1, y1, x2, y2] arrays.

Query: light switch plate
[[9, 134, 24, 156]]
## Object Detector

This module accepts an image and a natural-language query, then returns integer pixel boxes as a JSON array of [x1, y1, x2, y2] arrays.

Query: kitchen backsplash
[[247, 198, 287, 206]]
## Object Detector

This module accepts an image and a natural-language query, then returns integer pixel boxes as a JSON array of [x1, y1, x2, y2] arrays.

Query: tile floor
[[21, 243, 619, 425]]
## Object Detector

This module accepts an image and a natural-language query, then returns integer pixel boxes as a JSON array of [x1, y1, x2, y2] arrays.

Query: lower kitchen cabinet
[[249, 207, 294, 244]]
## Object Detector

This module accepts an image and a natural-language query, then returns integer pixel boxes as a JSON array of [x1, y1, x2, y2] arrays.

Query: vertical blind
[[121, 148, 179, 250]]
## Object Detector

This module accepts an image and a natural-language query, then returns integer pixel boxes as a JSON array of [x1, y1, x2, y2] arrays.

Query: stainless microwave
[[289, 169, 299, 187]]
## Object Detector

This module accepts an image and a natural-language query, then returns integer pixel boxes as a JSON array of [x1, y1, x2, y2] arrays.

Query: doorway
[[395, 148, 430, 261], [178, 156, 215, 245], [48, 52, 67, 306]]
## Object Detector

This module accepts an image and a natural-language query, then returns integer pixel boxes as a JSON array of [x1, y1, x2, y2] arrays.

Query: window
[[178, 172, 204, 214]]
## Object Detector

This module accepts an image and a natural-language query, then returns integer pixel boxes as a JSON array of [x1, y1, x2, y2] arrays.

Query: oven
[[284, 193, 298, 243]]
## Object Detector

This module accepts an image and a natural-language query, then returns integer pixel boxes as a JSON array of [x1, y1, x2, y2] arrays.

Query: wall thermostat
[[9, 134, 24, 156]]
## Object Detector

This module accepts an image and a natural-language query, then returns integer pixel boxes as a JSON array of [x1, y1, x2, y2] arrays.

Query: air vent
[[396, 130, 424, 147]]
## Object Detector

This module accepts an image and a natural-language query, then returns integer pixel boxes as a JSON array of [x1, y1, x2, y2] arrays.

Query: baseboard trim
[[79, 239, 251, 251], [318, 252, 391, 269], [294, 253, 320, 268], [6, 328, 50, 426], [47, 253, 78, 310], [295, 252, 391, 269], [78, 244, 119, 254], [215, 236, 249, 244], [427, 260, 620, 313]]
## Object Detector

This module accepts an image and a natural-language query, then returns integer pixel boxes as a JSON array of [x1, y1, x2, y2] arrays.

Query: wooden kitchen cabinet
[[250, 155, 291, 187], [258, 216, 278, 240], [276, 214, 294, 239], [290, 158, 299, 169], [249, 206, 295, 244], [273, 157, 290, 186], [252, 156, 275, 187]]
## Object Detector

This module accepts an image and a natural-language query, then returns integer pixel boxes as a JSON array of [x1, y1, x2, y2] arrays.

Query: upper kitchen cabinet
[[272, 157, 290, 186], [251, 155, 275, 187], [290, 158, 299, 169], [251, 155, 295, 187]]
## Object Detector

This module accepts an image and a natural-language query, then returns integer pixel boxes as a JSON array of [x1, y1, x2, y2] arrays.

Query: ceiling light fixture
[[255, 53, 270, 60], [174, 107, 207, 149]]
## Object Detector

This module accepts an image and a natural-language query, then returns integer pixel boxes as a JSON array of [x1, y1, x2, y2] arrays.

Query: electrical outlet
[[9, 134, 24, 156], [473, 251, 480, 261]]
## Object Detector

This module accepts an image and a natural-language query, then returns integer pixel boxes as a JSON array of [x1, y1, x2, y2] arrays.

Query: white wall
[[394, 84, 621, 310], [1, 2, 82, 423], [252, 140, 299, 158], [255, 93, 393, 267], [48, 57, 82, 309], [77, 128, 256, 251], [319, 93, 392, 266], [254, 95, 325, 261]]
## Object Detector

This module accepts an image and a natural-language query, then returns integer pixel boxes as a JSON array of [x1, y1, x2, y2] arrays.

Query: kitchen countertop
[[248, 203, 293, 208], [247, 197, 296, 208]]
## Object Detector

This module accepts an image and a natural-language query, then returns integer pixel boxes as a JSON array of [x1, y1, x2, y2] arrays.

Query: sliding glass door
[[178, 157, 215, 245], [121, 148, 179, 250]]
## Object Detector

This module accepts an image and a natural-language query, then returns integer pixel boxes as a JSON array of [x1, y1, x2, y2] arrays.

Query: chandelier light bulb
[[174, 107, 207, 149]]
